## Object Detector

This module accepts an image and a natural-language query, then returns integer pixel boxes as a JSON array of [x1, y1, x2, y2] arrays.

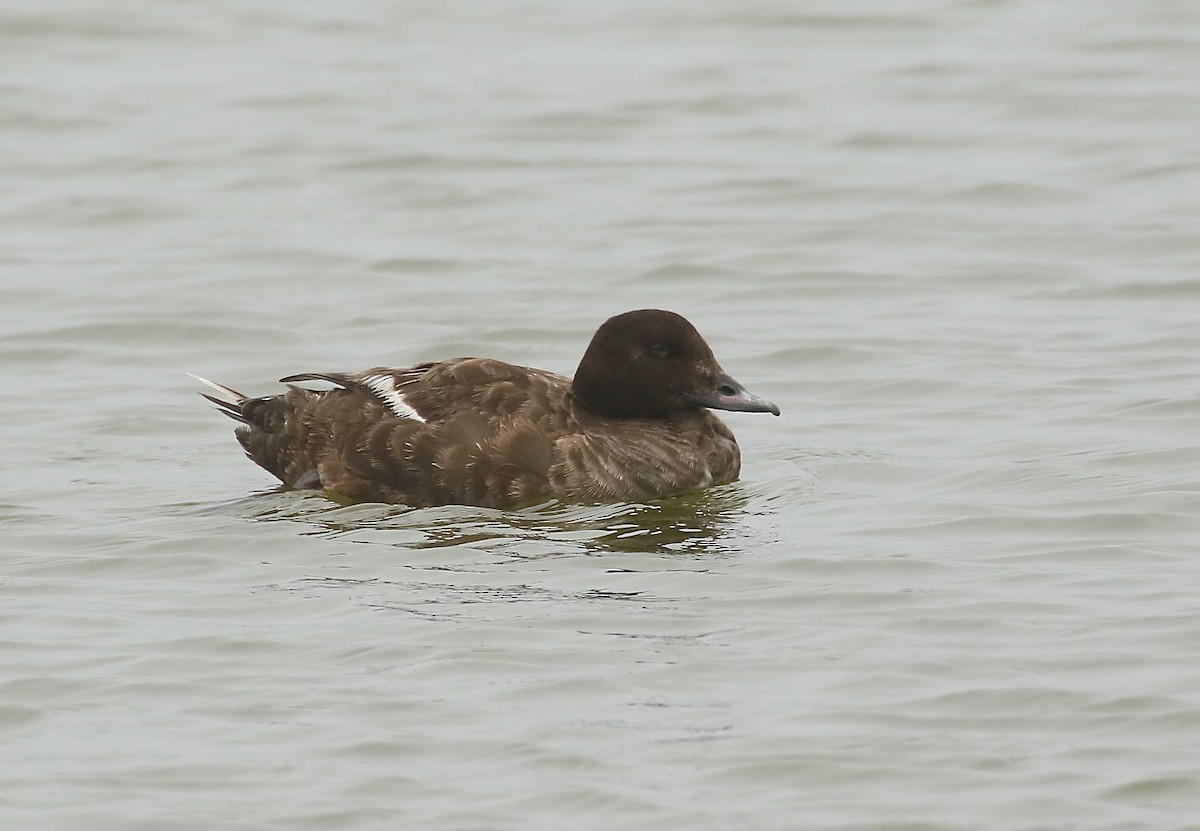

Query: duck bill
[[685, 373, 780, 416]]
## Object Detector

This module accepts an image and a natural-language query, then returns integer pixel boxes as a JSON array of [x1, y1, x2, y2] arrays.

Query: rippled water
[[4, 1, 1200, 829]]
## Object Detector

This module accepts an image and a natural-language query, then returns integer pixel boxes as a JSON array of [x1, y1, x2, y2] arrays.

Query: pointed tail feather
[[188, 372, 246, 401], [189, 373, 251, 423]]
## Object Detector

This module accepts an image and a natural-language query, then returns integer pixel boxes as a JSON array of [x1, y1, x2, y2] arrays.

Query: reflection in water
[[209, 488, 756, 620], [225, 485, 753, 557]]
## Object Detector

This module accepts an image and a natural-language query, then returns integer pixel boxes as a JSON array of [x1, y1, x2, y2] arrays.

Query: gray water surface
[[4, 2, 1200, 829]]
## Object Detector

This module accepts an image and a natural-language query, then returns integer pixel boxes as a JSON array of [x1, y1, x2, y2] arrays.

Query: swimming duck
[[195, 309, 779, 507]]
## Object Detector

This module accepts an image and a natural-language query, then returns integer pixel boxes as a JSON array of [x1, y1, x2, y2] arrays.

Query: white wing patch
[[362, 374, 426, 422]]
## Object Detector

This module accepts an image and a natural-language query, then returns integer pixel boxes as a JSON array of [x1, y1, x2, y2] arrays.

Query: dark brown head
[[571, 309, 780, 420]]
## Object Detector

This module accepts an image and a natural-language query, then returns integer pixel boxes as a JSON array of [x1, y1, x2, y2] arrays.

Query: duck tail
[[188, 373, 252, 424]]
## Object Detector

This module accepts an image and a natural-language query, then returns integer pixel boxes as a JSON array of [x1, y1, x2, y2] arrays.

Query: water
[[3, 1, 1200, 829]]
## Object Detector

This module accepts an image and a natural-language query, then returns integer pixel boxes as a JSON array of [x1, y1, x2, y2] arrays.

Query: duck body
[[197, 309, 778, 508]]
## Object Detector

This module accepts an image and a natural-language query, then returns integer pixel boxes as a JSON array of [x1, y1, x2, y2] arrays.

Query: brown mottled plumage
[[195, 309, 779, 508]]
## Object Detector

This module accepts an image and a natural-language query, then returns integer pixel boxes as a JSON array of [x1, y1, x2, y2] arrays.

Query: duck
[[194, 308, 779, 508]]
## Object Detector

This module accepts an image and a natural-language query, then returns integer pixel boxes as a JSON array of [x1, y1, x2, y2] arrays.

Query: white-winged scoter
[[195, 309, 779, 507]]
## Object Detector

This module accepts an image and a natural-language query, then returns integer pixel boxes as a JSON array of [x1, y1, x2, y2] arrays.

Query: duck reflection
[[236, 484, 750, 557]]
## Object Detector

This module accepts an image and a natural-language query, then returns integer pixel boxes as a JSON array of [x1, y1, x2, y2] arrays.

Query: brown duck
[[195, 309, 779, 508]]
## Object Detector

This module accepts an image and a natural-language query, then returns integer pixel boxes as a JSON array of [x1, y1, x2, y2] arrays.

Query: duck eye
[[648, 342, 670, 358]]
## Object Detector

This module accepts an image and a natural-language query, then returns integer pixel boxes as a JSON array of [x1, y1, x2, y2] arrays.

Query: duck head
[[571, 309, 780, 420]]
